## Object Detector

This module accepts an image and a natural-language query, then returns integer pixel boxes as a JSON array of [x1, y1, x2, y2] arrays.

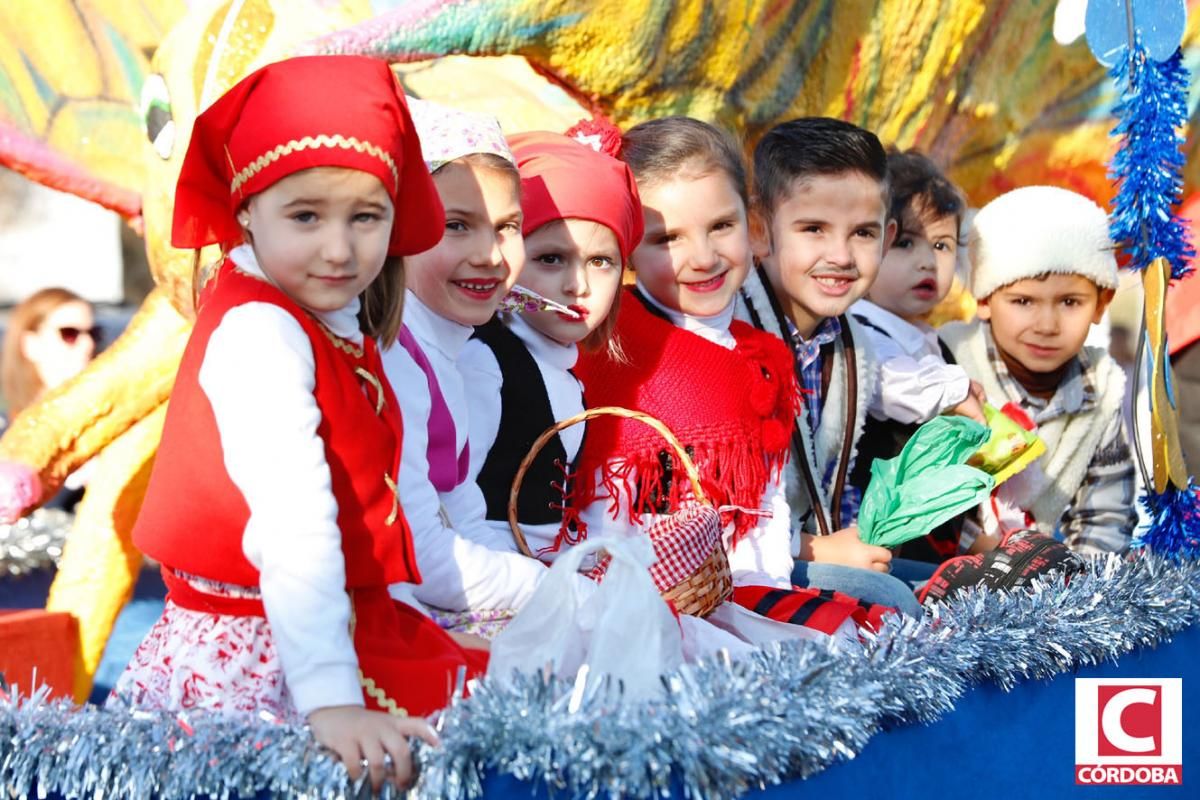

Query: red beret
[[172, 55, 444, 257], [508, 131, 643, 261]]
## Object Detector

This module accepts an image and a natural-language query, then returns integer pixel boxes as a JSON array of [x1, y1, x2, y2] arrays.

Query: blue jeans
[[889, 557, 940, 589], [791, 560, 924, 617]]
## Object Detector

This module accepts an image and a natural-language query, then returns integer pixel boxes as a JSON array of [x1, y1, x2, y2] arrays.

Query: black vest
[[849, 313, 963, 563], [473, 319, 573, 525]]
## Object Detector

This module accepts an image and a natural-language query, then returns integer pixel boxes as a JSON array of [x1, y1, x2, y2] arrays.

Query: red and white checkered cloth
[[646, 505, 723, 590], [585, 505, 723, 592]]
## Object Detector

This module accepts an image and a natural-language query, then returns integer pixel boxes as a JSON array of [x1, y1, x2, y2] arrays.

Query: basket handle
[[508, 405, 708, 557]]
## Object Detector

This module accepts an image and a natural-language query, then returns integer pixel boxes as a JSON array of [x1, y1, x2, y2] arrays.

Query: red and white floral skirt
[[111, 574, 295, 719], [111, 569, 490, 719]]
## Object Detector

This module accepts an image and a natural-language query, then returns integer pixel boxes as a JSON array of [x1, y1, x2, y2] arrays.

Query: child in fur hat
[[940, 185, 1137, 555]]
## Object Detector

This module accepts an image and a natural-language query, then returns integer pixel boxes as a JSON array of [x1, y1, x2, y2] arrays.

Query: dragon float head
[[137, 0, 373, 316], [0, 0, 374, 317]]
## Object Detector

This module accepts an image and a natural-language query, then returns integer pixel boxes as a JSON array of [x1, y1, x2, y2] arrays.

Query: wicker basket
[[508, 406, 733, 618]]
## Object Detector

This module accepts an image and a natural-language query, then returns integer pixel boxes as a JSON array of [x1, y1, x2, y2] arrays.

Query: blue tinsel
[[1106, 38, 1200, 558], [1107, 44, 1194, 278], [1137, 482, 1200, 559]]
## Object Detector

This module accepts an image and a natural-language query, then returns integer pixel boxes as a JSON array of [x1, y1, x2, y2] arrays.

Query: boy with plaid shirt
[[735, 117, 923, 613], [940, 186, 1136, 555]]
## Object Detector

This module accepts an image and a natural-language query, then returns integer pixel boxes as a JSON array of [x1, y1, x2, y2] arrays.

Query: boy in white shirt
[[853, 151, 982, 427], [849, 150, 983, 565]]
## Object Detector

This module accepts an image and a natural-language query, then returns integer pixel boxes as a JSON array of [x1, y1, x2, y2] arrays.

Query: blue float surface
[[481, 623, 1199, 799]]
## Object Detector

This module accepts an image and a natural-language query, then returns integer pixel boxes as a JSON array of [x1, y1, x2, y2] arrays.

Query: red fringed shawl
[[572, 290, 799, 541]]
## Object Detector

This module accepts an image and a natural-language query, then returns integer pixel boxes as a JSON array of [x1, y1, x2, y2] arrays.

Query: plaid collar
[[982, 323, 1097, 424], [787, 315, 842, 371]]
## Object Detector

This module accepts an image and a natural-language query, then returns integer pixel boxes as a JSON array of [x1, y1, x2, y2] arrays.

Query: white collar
[[229, 245, 362, 342], [505, 314, 578, 371], [851, 299, 936, 357], [635, 279, 736, 346], [402, 289, 474, 359]]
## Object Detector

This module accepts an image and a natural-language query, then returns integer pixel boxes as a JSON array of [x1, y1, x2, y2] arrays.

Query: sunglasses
[[56, 326, 100, 345]]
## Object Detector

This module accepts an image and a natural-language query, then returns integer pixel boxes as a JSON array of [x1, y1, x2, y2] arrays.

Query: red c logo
[[1098, 686, 1162, 757]]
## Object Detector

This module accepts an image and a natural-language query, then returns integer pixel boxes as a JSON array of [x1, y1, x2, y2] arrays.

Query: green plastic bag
[[858, 416, 995, 548]]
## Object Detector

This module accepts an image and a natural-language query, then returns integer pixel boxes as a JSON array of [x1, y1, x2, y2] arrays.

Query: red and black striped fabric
[[732, 584, 892, 635]]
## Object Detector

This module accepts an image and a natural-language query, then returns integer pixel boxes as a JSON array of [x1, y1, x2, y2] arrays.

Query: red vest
[[134, 261, 420, 590]]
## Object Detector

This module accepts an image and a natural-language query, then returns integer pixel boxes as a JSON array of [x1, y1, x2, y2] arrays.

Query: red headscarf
[[172, 55, 443, 257], [508, 127, 643, 261]]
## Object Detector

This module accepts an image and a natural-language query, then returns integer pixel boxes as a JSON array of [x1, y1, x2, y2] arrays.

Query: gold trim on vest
[[316, 322, 365, 358], [384, 472, 401, 526], [355, 367, 386, 414]]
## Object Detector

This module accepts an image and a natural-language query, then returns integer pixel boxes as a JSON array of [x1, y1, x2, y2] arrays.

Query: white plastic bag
[[487, 536, 684, 699]]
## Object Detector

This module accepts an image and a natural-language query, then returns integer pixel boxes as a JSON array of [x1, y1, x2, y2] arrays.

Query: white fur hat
[[969, 185, 1118, 299]]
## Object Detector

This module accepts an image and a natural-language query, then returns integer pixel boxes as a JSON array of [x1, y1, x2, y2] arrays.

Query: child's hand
[[308, 705, 439, 792], [808, 527, 893, 572], [947, 381, 986, 423], [969, 380, 986, 406]]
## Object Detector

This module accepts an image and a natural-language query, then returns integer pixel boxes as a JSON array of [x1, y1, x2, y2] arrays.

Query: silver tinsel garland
[[2, 552, 1198, 800], [0, 509, 73, 578]]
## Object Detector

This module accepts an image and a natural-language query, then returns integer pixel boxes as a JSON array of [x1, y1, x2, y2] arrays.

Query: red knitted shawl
[[572, 290, 798, 541]]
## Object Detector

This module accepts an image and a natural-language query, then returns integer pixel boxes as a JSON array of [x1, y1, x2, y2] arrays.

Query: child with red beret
[[114, 56, 482, 791], [459, 129, 640, 574]]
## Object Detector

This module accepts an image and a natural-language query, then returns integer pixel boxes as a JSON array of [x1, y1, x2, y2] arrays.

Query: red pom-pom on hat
[[563, 116, 624, 159], [172, 55, 444, 257]]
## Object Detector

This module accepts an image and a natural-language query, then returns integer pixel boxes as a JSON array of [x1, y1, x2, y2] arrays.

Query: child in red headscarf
[[459, 129, 641, 574], [113, 56, 485, 791]]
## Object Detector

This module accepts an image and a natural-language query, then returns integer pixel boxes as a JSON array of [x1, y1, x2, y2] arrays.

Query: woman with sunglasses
[[1, 287, 98, 510]]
